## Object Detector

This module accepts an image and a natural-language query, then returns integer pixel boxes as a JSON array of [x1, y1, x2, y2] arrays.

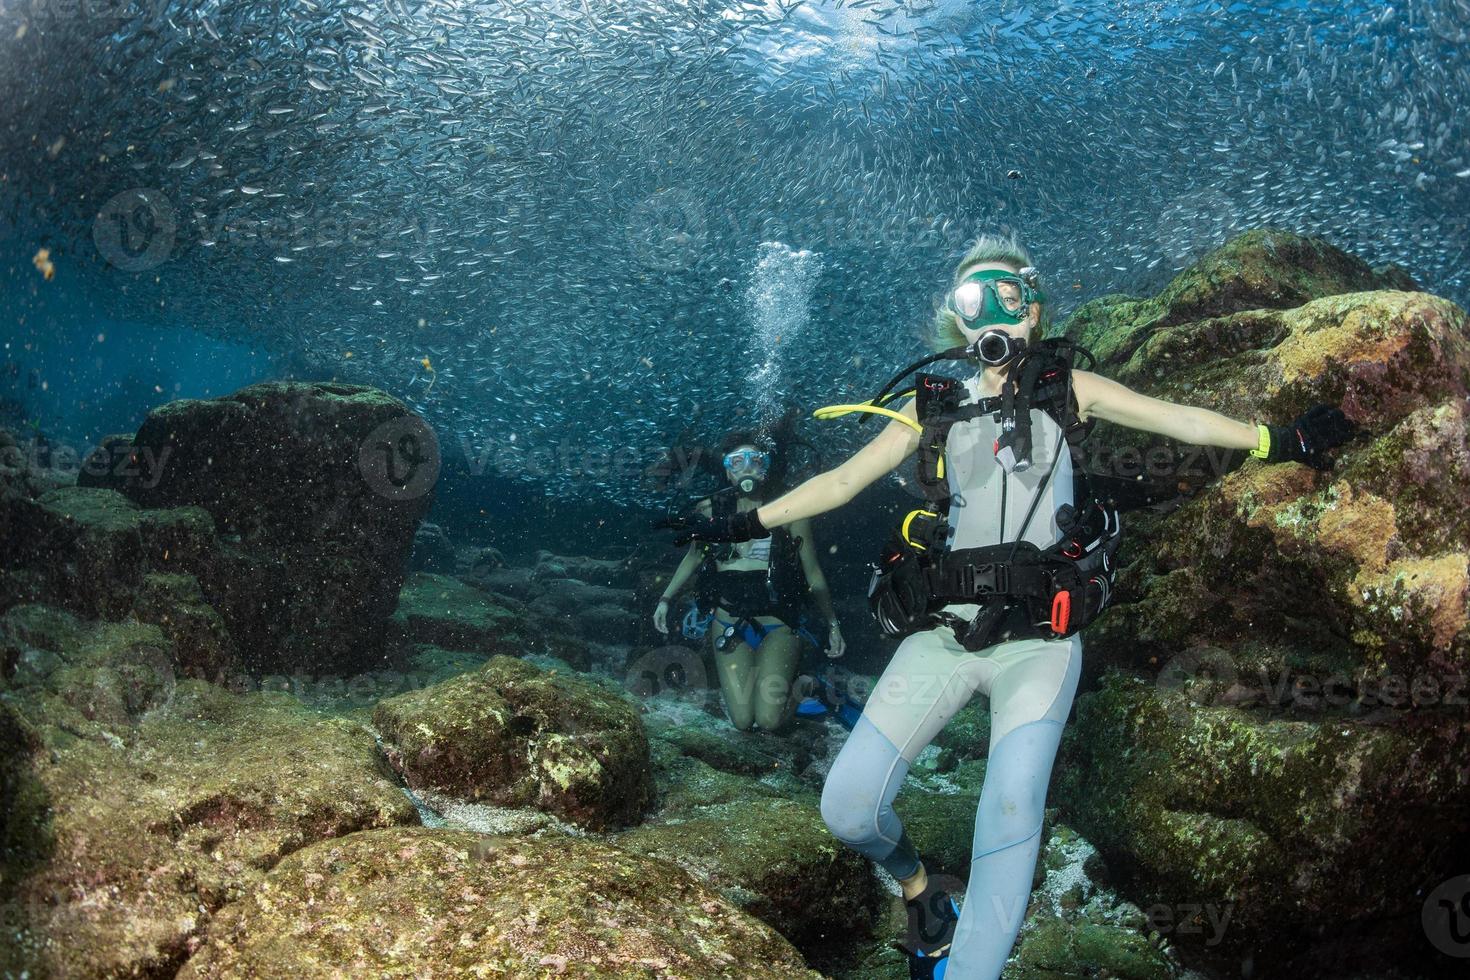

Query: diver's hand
[[653, 598, 670, 636], [1257, 404, 1359, 470], [826, 623, 846, 659], [654, 508, 770, 547]]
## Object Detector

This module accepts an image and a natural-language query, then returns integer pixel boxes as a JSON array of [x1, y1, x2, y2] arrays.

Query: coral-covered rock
[[617, 796, 883, 956], [373, 655, 653, 831], [532, 548, 637, 588], [1, 604, 178, 743], [0, 680, 418, 979], [177, 826, 821, 978], [1055, 671, 1470, 971], [77, 382, 436, 672], [391, 572, 590, 669], [1063, 228, 1422, 370], [1085, 290, 1470, 677]]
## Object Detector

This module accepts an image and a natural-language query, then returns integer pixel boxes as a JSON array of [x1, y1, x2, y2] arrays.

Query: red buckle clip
[[1061, 541, 1082, 559], [1050, 591, 1071, 634]]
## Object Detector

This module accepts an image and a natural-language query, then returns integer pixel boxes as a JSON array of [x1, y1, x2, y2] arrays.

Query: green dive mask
[[945, 267, 1046, 325]]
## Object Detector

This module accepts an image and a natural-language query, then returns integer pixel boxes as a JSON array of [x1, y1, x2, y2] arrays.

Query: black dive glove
[[1251, 404, 1359, 470], [654, 507, 770, 547]]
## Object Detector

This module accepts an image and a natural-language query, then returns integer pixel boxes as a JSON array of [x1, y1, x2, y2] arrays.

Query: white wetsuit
[[820, 371, 1083, 979]]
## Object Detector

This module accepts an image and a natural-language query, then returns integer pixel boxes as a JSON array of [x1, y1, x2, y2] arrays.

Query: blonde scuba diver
[[659, 233, 1358, 980], [654, 429, 847, 733]]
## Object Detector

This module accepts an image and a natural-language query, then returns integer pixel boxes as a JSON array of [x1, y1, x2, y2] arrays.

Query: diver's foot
[[903, 879, 960, 958], [794, 695, 827, 718], [907, 947, 949, 980]]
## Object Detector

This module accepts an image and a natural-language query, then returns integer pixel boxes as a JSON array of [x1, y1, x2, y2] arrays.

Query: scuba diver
[[658, 233, 1358, 979], [653, 423, 847, 733]]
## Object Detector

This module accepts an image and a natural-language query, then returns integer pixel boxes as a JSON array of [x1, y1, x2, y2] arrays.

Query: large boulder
[[373, 655, 654, 831], [616, 796, 884, 957], [1044, 230, 1470, 977], [0, 679, 418, 979], [177, 826, 821, 978], [77, 382, 437, 672], [1062, 228, 1421, 370], [391, 572, 590, 669], [1055, 671, 1470, 976], [1083, 288, 1470, 678]]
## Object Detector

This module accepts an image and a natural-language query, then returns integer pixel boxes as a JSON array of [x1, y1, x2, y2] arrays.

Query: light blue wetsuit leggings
[[820, 620, 1082, 979]]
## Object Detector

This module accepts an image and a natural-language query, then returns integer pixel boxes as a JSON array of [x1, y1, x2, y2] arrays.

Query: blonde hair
[[930, 231, 1053, 352]]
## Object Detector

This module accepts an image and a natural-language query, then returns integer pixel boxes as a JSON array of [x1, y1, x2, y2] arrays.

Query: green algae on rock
[[1055, 671, 1470, 959], [76, 382, 436, 673], [0, 679, 418, 980], [373, 654, 654, 831], [392, 571, 590, 669], [616, 796, 883, 956], [1060, 229, 1421, 370], [177, 826, 822, 979]]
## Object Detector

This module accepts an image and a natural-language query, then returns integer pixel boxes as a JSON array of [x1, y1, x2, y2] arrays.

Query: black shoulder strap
[[912, 373, 971, 510]]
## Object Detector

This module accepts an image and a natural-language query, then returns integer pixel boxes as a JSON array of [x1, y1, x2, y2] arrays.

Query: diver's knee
[[821, 774, 877, 845]]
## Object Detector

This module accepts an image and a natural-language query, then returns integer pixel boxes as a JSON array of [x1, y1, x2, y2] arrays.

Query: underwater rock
[[1, 486, 217, 621], [391, 572, 590, 669], [1, 604, 179, 745], [1054, 671, 1470, 972], [1082, 289, 1470, 677], [0, 679, 417, 980], [647, 711, 808, 777], [176, 826, 821, 978], [616, 796, 884, 959], [1063, 228, 1422, 370], [532, 547, 638, 588], [129, 573, 236, 682], [408, 520, 458, 573], [461, 560, 537, 599], [373, 655, 654, 831], [77, 382, 435, 672]]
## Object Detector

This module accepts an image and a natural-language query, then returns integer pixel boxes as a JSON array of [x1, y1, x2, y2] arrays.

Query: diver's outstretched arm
[[755, 397, 922, 531], [1074, 369, 1359, 469]]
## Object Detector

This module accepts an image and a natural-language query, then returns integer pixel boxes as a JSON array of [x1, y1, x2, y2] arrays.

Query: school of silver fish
[[0, 0, 1466, 504]]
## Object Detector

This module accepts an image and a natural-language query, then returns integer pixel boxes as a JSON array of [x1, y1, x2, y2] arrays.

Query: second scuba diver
[[659, 232, 1358, 979], [654, 428, 847, 733]]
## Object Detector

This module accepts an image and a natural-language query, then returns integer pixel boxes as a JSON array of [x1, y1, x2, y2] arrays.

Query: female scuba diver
[[659, 232, 1358, 979], [653, 426, 848, 732]]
